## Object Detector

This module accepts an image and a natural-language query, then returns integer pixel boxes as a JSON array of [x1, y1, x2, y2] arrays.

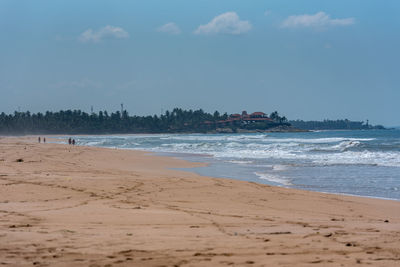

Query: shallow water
[[61, 130, 400, 200]]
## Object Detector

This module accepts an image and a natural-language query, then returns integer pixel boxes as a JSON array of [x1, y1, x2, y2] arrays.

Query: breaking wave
[[69, 133, 400, 168], [58, 130, 400, 199]]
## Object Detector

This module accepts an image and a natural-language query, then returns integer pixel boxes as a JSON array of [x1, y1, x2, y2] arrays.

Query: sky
[[0, 0, 399, 126]]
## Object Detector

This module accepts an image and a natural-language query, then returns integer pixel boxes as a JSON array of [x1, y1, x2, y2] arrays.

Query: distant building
[[214, 111, 274, 126], [250, 112, 267, 118], [229, 114, 242, 121]]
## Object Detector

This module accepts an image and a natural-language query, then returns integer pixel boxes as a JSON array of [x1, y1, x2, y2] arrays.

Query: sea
[[63, 130, 400, 201]]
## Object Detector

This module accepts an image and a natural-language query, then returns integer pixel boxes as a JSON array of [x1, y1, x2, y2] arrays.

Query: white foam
[[81, 140, 107, 146], [226, 160, 253, 164], [310, 150, 400, 167], [272, 164, 288, 171], [265, 137, 375, 144], [160, 134, 268, 142], [330, 140, 361, 151], [254, 172, 292, 186], [74, 134, 400, 168]]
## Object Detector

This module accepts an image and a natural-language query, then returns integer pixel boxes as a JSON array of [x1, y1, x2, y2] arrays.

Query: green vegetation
[[0, 108, 384, 135], [289, 119, 385, 130], [0, 108, 283, 134], [0, 108, 213, 134]]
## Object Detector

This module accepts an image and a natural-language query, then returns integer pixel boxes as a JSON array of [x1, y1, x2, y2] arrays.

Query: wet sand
[[0, 137, 399, 266]]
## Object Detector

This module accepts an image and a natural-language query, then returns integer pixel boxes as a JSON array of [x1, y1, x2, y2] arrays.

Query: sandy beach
[[0, 137, 399, 267]]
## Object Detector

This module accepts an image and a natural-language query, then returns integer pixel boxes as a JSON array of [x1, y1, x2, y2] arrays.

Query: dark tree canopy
[[0, 108, 383, 135], [0, 108, 237, 134], [289, 119, 384, 130]]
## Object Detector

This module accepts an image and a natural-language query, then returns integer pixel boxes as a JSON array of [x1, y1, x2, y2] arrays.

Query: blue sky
[[0, 0, 399, 125]]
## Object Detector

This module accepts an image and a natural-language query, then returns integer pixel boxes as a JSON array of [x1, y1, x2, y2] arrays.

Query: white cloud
[[79, 25, 129, 43], [194, 12, 252, 35], [281, 12, 355, 29], [157, 22, 181, 35]]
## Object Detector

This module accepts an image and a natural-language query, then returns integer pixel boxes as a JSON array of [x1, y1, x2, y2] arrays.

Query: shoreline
[[1, 137, 400, 266], [158, 151, 400, 202], [20, 134, 400, 201], [5, 134, 400, 202]]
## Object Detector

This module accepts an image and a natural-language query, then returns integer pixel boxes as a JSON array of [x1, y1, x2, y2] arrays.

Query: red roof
[[213, 111, 273, 124], [243, 117, 272, 121], [251, 112, 266, 116]]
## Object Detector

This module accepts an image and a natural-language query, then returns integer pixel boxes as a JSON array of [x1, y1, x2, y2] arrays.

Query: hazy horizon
[[1, 0, 399, 126]]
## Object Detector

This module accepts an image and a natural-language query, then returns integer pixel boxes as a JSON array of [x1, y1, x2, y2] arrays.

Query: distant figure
[[38, 137, 41, 143], [72, 139, 76, 145], [43, 137, 46, 143], [68, 138, 72, 145]]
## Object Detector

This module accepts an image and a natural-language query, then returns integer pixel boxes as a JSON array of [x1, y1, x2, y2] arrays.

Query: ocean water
[[65, 130, 400, 200]]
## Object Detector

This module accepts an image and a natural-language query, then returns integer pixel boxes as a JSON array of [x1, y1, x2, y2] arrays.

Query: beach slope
[[0, 137, 399, 266]]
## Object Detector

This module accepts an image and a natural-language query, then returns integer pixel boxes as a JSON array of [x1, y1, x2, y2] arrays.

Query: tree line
[[289, 119, 385, 130], [0, 108, 239, 134], [0, 108, 384, 135]]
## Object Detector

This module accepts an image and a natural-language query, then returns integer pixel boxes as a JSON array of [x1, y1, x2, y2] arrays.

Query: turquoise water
[[67, 130, 400, 200]]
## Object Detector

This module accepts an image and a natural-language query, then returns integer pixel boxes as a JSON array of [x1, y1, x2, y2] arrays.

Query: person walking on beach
[[72, 139, 76, 145], [68, 138, 72, 145], [38, 137, 41, 143], [43, 137, 46, 143]]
